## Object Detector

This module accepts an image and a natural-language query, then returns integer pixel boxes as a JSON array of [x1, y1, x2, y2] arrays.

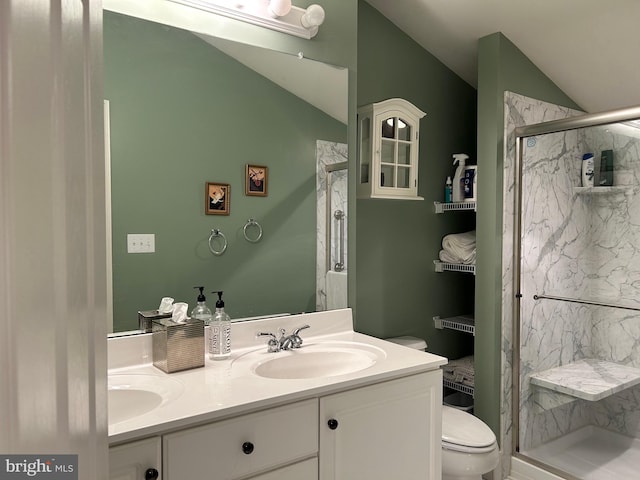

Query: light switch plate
[[127, 234, 155, 253]]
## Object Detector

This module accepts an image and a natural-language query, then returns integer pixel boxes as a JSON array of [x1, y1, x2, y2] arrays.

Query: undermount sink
[[237, 341, 387, 379], [108, 374, 184, 425]]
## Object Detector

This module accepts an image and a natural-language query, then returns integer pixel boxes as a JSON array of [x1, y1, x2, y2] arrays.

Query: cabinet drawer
[[164, 399, 318, 479]]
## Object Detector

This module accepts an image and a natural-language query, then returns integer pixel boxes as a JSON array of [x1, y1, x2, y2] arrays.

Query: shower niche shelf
[[573, 186, 632, 196], [530, 358, 640, 402]]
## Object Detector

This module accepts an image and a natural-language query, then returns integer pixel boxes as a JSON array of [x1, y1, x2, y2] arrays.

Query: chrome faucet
[[256, 325, 310, 353]]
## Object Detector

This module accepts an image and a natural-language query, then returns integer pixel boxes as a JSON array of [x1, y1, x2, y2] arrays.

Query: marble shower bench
[[529, 359, 640, 412]]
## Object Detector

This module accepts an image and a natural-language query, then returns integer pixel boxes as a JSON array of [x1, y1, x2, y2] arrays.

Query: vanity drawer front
[[163, 399, 318, 479]]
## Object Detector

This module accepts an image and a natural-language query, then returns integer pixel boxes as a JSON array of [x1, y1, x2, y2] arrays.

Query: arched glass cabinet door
[[357, 98, 426, 200]]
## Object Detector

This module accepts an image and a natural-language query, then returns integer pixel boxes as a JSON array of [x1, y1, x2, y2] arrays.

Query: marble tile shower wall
[[507, 94, 640, 455], [500, 92, 584, 476], [315, 140, 348, 311], [583, 124, 640, 437]]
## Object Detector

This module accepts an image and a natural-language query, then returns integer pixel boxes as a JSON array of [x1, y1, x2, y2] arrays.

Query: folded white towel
[[442, 355, 475, 386], [439, 248, 476, 265], [441, 230, 476, 264]]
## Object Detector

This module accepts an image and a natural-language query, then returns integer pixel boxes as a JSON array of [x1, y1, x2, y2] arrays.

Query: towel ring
[[243, 218, 263, 243], [208, 229, 227, 256]]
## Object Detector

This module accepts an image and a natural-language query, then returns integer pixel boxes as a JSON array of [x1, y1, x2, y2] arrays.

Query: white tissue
[[158, 297, 174, 314], [172, 302, 189, 323]]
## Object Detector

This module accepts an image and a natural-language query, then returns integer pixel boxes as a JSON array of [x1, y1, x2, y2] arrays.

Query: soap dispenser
[[210, 291, 231, 360], [191, 287, 212, 324], [192, 287, 213, 358], [452, 153, 469, 202]]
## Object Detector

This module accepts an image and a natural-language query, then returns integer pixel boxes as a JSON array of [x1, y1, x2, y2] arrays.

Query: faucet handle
[[292, 324, 310, 335], [256, 332, 280, 353], [291, 324, 310, 348]]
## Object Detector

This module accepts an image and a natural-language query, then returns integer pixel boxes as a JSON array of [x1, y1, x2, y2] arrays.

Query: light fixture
[[267, 0, 291, 17], [169, 0, 326, 39]]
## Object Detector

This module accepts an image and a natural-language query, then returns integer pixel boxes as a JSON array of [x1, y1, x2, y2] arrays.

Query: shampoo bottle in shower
[[210, 291, 231, 360], [452, 153, 469, 202], [582, 153, 594, 187]]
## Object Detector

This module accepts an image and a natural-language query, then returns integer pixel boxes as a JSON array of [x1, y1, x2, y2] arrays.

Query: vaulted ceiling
[[365, 0, 640, 113]]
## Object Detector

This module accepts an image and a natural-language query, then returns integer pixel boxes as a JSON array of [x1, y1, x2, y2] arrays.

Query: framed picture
[[205, 182, 230, 215], [245, 164, 268, 196]]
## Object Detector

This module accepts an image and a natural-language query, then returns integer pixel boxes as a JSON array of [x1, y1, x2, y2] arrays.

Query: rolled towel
[[441, 230, 476, 264]]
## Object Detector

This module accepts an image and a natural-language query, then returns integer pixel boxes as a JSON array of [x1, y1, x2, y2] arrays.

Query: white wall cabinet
[[357, 98, 426, 200], [109, 371, 441, 480], [109, 437, 161, 480]]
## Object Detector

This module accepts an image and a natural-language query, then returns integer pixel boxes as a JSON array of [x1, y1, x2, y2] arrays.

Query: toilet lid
[[442, 405, 496, 449]]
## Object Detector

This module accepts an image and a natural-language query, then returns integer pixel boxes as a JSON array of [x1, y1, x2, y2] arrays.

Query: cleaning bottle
[[452, 153, 469, 202], [191, 287, 212, 358], [445, 176, 453, 203], [210, 291, 231, 360]]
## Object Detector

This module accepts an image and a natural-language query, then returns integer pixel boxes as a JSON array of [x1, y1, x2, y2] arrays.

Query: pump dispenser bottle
[[210, 291, 231, 360], [191, 286, 212, 323], [452, 153, 469, 202], [191, 287, 212, 357]]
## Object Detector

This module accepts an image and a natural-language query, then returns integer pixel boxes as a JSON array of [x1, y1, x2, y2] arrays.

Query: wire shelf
[[434, 260, 476, 275], [443, 378, 474, 398], [434, 315, 475, 335], [434, 201, 477, 213]]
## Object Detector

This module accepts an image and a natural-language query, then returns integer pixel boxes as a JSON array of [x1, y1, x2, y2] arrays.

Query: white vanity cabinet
[[109, 372, 441, 480], [109, 437, 161, 480], [319, 372, 442, 480], [163, 399, 318, 479]]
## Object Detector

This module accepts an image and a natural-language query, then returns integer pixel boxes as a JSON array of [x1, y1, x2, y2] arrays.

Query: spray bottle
[[452, 153, 469, 202]]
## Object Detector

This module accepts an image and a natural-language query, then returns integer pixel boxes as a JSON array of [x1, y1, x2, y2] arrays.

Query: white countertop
[[108, 309, 447, 445]]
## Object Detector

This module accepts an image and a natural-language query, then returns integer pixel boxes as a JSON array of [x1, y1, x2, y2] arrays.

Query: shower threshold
[[521, 425, 640, 480]]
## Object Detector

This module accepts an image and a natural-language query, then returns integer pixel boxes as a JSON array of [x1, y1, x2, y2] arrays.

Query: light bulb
[[300, 4, 325, 29], [268, 0, 292, 18]]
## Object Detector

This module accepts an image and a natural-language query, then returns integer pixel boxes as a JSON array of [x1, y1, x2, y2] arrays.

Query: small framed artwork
[[245, 164, 268, 196], [205, 182, 230, 215]]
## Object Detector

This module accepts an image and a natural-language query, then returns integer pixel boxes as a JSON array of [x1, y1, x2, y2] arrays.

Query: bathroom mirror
[[104, 6, 348, 333]]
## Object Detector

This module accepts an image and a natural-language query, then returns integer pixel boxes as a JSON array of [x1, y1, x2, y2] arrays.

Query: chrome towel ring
[[243, 218, 263, 243], [208, 229, 227, 256]]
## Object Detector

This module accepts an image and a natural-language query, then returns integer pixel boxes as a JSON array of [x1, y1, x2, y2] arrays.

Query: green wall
[[355, 2, 477, 361], [474, 32, 581, 435], [104, 12, 347, 331]]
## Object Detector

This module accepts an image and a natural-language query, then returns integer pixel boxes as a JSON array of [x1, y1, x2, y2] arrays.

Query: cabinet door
[[248, 458, 317, 480], [319, 372, 442, 480], [109, 437, 161, 480]]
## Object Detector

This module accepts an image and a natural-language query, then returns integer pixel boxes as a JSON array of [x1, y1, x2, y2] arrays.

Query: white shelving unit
[[434, 260, 476, 275], [434, 202, 477, 401], [434, 201, 476, 214], [433, 315, 475, 336], [443, 378, 474, 398]]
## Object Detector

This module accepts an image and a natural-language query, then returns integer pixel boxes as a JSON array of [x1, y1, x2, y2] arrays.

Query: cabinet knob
[[242, 441, 255, 454], [144, 468, 159, 480], [327, 418, 339, 430]]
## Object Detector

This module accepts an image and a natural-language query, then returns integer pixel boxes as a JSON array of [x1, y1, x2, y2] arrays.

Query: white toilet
[[386, 337, 499, 480]]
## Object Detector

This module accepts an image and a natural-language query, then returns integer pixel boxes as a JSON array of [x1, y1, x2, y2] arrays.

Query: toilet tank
[[385, 336, 427, 351]]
